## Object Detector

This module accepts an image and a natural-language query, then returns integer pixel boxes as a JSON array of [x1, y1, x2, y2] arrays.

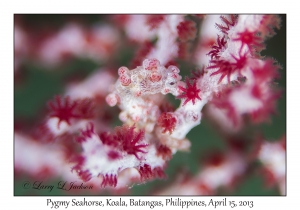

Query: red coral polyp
[[207, 35, 227, 60], [99, 131, 118, 147], [77, 170, 92, 182], [156, 144, 172, 160], [101, 174, 117, 188], [232, 29, 264, 52], [191, 67, 205, 80], [48, 95, 78, 127], [48, 95, 96, 128], [231, 51, 248, 73], [158, 112, 177, 134], [71, 156, 92, 182], [177, 41, 190, 59], [259, 15, 281, 37], [216, 15, 237, 34], [177, 78, 201, 106], [138, 164, 166, 182], [114, 125, 148, 159], [74, 98, 95, 119], [130, 41, 154, 68], [177, 20, 197, 41], [209, 51, 249, 84], [209, 60, 233, 83], [250, 88, 281, 124], [251, 59, 280, 82], [107, 150, 121, 160], [76, 122, 95, 143], [211, 90, 239, 127], [146, 15, 165, 30]]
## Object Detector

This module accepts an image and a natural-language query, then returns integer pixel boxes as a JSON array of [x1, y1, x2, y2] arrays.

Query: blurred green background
[[14, 14, 286, 195]]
